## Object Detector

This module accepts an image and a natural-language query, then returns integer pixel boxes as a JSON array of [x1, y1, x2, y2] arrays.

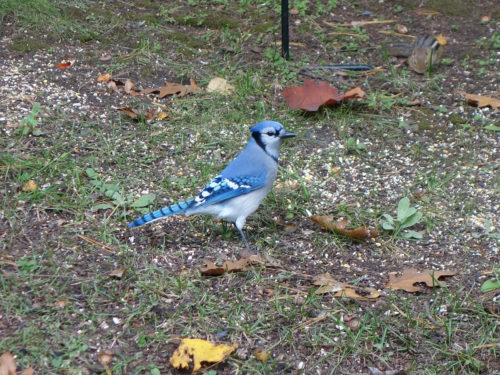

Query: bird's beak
[[281, 131, 296, 139]]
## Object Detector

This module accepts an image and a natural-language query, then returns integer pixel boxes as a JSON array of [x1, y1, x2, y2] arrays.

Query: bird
[[128, 120, 296, 250]]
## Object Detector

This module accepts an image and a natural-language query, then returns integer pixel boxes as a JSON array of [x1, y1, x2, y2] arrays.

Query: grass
[[1, 0, 499, 374]]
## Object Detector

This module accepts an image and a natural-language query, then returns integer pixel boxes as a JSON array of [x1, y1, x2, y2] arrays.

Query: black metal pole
[[281, 0, 289, 59]]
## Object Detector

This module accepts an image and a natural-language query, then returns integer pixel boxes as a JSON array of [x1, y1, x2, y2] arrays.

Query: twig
[[77, 234, 116, 254]]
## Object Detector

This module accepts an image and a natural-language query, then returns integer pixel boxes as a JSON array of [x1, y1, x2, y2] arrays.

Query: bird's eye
[[266, 131, 275, 136]]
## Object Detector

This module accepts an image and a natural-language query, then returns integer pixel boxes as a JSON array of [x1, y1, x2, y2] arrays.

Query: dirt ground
[[1, 0, 499, 374]]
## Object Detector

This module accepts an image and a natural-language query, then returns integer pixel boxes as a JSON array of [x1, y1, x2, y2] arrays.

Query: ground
[[0, 0, 499, 374]]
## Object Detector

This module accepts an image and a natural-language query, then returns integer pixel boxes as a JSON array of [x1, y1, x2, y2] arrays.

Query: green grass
[[1, 0, 499, 374]]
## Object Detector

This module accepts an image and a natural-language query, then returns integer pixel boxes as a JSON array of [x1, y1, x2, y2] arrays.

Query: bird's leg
[[233, 223, 252, 252]]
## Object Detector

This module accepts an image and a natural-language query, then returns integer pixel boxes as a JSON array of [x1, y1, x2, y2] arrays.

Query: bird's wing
[[193, 174, 267, 207]]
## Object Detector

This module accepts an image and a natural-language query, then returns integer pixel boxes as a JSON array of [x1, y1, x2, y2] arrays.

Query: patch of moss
[[297, 23, 313, 34], [163, 31, 204, 49], [448, 113, 466, 125], [8, 38, 47, 53], [425, 0, 474, 17], [174, 9, 239, 29], [252, 22, 274, 33]]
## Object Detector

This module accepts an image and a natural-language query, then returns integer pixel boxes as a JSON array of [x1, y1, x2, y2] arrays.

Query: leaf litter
[[169, 338, 237, 373], [386, 268, 457, 293], [310, 215, 378, 239], [282, 79, 365, 111]]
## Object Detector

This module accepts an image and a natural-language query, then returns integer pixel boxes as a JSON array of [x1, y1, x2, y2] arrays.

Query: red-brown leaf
[[282, 80, 365, 111]]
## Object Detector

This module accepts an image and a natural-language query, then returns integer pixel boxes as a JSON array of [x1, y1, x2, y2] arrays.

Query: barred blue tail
[[128, 199, 196, 228]]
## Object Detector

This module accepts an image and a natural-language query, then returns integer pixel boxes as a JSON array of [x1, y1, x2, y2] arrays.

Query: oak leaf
[[386, 268, 457, 293], [310, 215, 378, 239], [141, 78, 201, 98], [0, 352, 16, 375], [169, 338, 236, 373], [282, 80, 365, 111], [458, 91, 500, 110], [313, 273, 380, 300]]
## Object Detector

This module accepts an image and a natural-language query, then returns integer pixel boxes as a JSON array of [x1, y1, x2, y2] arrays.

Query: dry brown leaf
[[386, 268, 457, 293], [107, 80, 121, 94], [207, 77, 234, 94], [310, 215, 378, 239], [97, 73, 112, 82], [169, 338, 236, 373], [0, 352, 16, 375], [313, 273, 380, 300], [396, 24, 408, 34], [20, 367, 34, 375], [98, 351, 113, 375], [198, 253, 280, 276], [457, 91, 500, 110], [253, 348, 270, 362], [124, 79, 136, 94], [313, 273, 344, 293], [116, 107, 156, 121], [109, 268, 124, 279], [99, 54, 112, 62], [480, 14, 491, 23], [141, 78, 201, 98], [282, 80, 365, 111], [55, 300, 67, 309]]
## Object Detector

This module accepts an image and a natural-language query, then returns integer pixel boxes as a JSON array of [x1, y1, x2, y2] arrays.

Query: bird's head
[[250, 121, 295, 160]]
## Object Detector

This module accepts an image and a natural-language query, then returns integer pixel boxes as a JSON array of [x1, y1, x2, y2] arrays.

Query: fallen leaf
[[0, 352, 16, 375], [19, 366, 35, 375], [198, 258, 252, 276], [124, 79, 136, 95], [22, 180, 37, 192], [99, 53, 112, 62], [141, 78, 201, 98], [310, 215, 378, 239], [98, 351, 113, 375], [457, 91, 500, 110], [253, 348, 270, 362], [480, 14, 491, 23], [396, 24, 408, 34], [207, 77, 234, 94], [55, 300, 67, 309], [109, 268, 124, 279], [116, 107, 156, 121], [169, 338, 236, 373], [435, 34, 447, 46], [56, 60, 75, 69], [282, 80, 365, 111], [407, 99, 422, 106], [313, 273, 344, 293], [386, 268, 457, 293], [157, 111, 168, 120], [107, 80, 121, 94], [97, 73, 112, 82], [313, 273, 380, 300], [20, 367, 34, 375]]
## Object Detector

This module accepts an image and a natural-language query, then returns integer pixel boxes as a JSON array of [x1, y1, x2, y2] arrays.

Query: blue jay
[[129, 121, 295, 250]]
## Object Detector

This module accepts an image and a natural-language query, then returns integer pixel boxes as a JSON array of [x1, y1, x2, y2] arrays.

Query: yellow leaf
[[435, 34, 447, 46], [22, 180, 37, 192], [157, 111, 168, 120], [169, 338, 236, 373]]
